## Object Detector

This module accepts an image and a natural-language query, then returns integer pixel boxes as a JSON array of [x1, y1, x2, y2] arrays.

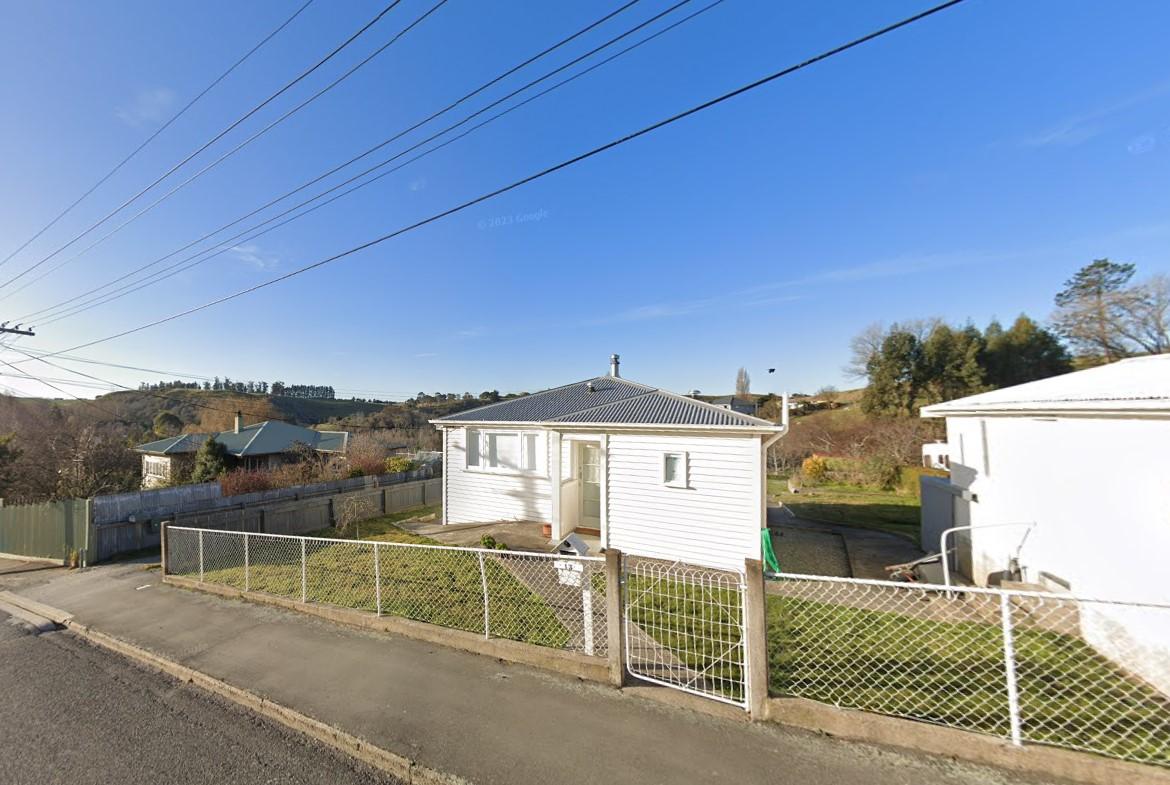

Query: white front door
[[578, 441, 602, 531]]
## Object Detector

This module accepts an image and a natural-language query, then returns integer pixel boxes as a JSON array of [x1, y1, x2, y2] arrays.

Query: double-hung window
[[465, 428, 543, 474]]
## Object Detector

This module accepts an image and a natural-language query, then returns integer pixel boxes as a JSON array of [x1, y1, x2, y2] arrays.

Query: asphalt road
[[0, 611, 400, 785]]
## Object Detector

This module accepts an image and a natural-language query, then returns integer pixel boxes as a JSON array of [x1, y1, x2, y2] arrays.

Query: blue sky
[[0, 0, 1168, 401]]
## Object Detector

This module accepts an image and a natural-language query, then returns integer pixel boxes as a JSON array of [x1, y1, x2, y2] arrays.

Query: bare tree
[[1119, 273, 1170, 355], [735, 367, 751, 396], [846, 322, 885, 380]]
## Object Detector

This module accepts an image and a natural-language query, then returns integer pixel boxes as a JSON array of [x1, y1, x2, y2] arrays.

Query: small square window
[[663, 452, 687, 488]]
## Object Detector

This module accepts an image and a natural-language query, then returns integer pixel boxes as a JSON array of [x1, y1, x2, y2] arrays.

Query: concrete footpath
[[18, 562, 1055, 785]]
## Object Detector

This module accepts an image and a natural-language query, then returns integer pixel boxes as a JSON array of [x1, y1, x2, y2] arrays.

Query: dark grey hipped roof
[[434, 376, 778, 429], [136, 421, 348, 457]]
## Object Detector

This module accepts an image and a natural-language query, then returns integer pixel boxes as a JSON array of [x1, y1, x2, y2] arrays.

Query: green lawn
[[305, 504, 442, 542], [190, 511, 571, 649], [768, 476, 921, 544], [628, 572, 1170, 764], [768, 594, 1170, 766]]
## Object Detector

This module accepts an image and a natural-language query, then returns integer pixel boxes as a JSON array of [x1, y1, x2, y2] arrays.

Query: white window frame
[[143, 455, 170, 480], [662, 451, 688, 488], [464, 428, 545, 476]]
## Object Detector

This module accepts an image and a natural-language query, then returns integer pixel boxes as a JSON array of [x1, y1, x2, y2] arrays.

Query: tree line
[[854, 260, 1167, 416], [137, 378, 338, 399]]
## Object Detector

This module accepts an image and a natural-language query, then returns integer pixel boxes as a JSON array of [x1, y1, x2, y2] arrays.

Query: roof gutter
[[921, 406, 1170, 420]]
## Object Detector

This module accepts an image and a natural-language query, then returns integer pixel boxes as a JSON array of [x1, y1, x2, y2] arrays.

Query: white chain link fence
[[767, 573, 1170, 767], [166, 526, 607, 655], [624, 556, 747, 707]]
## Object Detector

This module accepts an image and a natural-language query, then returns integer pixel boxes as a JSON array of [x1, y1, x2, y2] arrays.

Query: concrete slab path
[[17, 562, 1056, 785], [767, 506, 926, 580]]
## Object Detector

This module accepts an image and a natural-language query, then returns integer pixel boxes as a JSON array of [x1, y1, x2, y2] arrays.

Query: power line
[[0, 0, 408, 293], [0, 0, 451, 303], [5, 345, 410, 431], [3, 345, 418, 397], [27, 0, 969, 362], [28, 0, 721, 328], [0, 356, 128, 420], [0, 1, 314, 272], [17, 0, 650, 323]]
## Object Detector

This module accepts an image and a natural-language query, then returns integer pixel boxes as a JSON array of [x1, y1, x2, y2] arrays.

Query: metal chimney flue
[[609, 353, 620, 378], [234, 411, 243, 434]]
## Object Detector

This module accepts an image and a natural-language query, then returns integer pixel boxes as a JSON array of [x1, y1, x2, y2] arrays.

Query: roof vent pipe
[[610, 353, 620, 378], [234, 411, 243, 434]]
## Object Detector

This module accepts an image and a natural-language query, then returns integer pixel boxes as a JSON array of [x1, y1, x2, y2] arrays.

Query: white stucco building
[[431, 356, 786, 571], [921, 354, 1170, 693]]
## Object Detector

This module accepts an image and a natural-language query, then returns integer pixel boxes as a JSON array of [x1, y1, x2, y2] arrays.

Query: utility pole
[[0, 323, 34, 336]]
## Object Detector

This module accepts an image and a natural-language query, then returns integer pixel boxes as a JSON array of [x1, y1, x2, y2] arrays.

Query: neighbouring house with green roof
[[135, 412, 349, 488]]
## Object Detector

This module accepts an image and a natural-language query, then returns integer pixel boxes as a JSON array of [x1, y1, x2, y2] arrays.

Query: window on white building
[[464, 429, 542, 473], [663, 452, 687, 488], [466, 429, 481, 467]]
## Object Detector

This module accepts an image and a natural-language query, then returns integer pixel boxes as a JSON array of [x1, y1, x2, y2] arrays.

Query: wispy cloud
[[1019, 79, 1170, 148], [115, 87, 177, 127], [591, 250, 1024, 326], [229, 243, 279, 270], [591, 290, 802, 325], [414, 352, 438, 358], [455, 327, 485, 338]]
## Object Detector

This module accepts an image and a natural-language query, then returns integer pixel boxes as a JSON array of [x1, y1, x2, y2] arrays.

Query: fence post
[[605, 548, 624, 687], [300, 538, 308, 603], [374, 542, 382, 616], [198, 530, 204, 582], [1000, 592, 1024, 746], [743, 558, 769, 720], [477, 551, 490, 639], [243, 532, 250, 593], [159, 521, 168, 576]]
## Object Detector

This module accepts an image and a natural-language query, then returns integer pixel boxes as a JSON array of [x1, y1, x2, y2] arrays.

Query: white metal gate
[[623, 556, 748, 707]]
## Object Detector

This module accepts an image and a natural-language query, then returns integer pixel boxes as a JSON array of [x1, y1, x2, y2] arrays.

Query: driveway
[[767, 506, 925, 580]]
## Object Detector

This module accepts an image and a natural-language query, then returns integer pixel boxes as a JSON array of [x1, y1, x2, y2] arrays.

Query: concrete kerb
[[163, 574, 610, 683], [61, 619, 471, 785], [767, 697, 1170, 785]]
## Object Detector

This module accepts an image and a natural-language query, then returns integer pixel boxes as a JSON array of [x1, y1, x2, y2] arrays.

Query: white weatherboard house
[[431, 356, 786, 571], [920, 354, 1170, 694]]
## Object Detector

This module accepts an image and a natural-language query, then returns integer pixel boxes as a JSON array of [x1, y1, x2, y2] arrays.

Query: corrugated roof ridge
[[649, 384, 778, 427], [549, 388, 663, 421], [433, 376, 653, 421], [237, 421, 268, 457]]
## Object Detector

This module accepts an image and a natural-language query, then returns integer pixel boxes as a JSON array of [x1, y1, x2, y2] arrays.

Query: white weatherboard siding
[[444, 428, 552, 524], [606, 433, 761, 571], [944, 415, 1170, 695]]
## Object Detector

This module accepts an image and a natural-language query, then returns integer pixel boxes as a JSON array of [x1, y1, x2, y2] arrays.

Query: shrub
[[220, 468, 276, 496], [346, 454, 386, 477], [385, 456, 420, 474], [801, 455, 829, 485], [494, 542, 508, 550], [860, 456, 901, 491], [480, 535, 496, 549]]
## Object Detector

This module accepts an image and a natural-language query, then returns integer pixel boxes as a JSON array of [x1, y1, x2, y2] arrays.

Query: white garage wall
[[605, 432, 762, 572], [945, 415, 1170, 694], [443, 427, 552, 525]]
